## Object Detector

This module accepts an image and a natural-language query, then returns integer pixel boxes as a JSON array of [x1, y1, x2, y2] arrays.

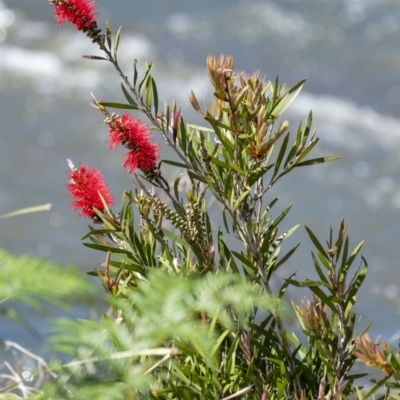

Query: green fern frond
[[40, 270, 277, 399], [0, 248, 95, 310]]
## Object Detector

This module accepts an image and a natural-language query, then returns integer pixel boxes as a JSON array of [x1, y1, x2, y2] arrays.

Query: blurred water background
[[1, 0, 400, 358]]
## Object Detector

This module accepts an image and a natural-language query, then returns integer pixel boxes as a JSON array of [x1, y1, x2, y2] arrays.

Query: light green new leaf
[[0, 203, 51, 219], [105, 20, 112, 49], [113, 26, 122, 60]]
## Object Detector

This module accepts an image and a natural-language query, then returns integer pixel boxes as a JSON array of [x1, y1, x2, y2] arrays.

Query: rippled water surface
[[2, 0, 400, 351]]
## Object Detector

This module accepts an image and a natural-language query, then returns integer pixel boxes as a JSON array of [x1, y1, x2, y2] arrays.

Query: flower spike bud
[[188, 90, 204, 117], [171, 99, 176, 119], [354, 334, 394, 375], [277, 120, 289, 137], [206, 54, 235, 101], [90, 93, 107, 114], [67, 158, 76, 171], [171, 106, 182, 145]]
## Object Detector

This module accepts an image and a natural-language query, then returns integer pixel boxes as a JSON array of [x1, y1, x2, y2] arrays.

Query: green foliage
[[0, 248, 94, 311], [34, 271, 276, 399]]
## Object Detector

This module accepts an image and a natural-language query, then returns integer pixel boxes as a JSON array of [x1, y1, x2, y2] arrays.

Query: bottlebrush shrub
[[35, 1, 400, 399]]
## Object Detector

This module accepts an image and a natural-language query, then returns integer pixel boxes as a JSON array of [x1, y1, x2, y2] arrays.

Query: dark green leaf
[[345, 261, 368, 308], [311, 252, 330, 286], [271, 244, 300, 277], [133, 58, 138, 87], [83, 243, 131, 254], [305, 226, 328, 259], [121, 83, 138, 106], [151, 77, 158, 115], [247, 164, 274, 187], [161, 159, 188, 169], [99, 101, 138, 110], [294, 155, 341, 168], [232, 190, 250, 212], [232, 251, 257, 272], [269, 204, 292, 231], [272, 131, 290, 180], [342, 240, 364, 276], [211, 156, 245, 175]]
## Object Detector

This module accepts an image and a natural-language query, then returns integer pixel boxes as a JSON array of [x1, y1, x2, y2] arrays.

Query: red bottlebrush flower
[[106, 112, 160, 173], [67, 159, 114, 218], [123, 142, 159, 173], [50, 0, 98, 31]]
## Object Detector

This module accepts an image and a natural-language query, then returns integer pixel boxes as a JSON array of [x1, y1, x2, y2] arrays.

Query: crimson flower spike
[[49, 0, 102, 43], [67, 159, 114, 219], [105, 113, 160, 174]]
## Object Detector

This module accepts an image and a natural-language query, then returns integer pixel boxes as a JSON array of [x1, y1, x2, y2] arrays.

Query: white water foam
[[290, 91, 400, 151]]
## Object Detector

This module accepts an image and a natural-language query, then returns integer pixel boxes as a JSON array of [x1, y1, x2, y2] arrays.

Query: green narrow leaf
[[161, 229, 190, 250], [151, 77, 158, 116], [105, 20, 112, 50], [305, 226, 328, 259], [269, 204, 292, 231], [139, 62, 155, 98], [284, 121, 303, 168], [316, 251, 334, 273], [272, 131, 290, 180], [271, 243, 300, 276], [83, 243, 130, 254], [161, 159, 188, 170], [294, 155, 341, 168], [204, 116, 234, 153], [187, 169, 206, 184], [211, 329, 230, 355], [345, 262, 368, 307], [77, 318, 104, 330], [293, 139, 318, 165], [133, 59, 138, 87], [99, 102, 138, 110], [272, 76, 279, 105], [273, 80, 305, 117], [232, 251, 257, 273], [279, 273, 297, 299], [177, 116, 187, 153], [308, 286, 337, 311], [81, 229, 120, 240], [225, 333, 240, 374], [145, 76, 153, 110], [113, 26, 122, 60], [311, 252, 331, 286], [120, 83, 138, 107], [301, 111, 313, 144], [219, 239, 240, 274], [362, 375, 392, 399], [246, 164, 274, 187], [211, 156, 245, 175], [0, 203, 52, 219], [342, 240, 364, 275], [222, 209, 230, 233], [339, 235, 349, 273]]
